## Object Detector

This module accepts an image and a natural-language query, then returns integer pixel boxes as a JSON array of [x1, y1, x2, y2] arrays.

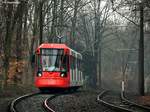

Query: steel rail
[[44, 97, 56, 112], [43, 94, 62, 112], [10, 92, 40, 112], [97, 90, 134, 112], [43, 91, 74, 112], [121, 92, 150, 111]]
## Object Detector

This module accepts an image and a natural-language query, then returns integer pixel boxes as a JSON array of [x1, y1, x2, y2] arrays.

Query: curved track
[[43, 95, 60, 112], [97, 90, 132, 112], [43, 92, 75, 112], [10, 92, 40, 112], [10, 92, 58, 112], [121, 92, 150, 111], [97, 90, 150, 112]]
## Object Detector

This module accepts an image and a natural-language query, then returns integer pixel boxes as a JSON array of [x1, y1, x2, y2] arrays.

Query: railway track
[[97, 90, 150, 112], [121, 92, 150, 112], [44, 95, 60, 112], [43, 91, 76, 112], [10, 92, 58, 112]]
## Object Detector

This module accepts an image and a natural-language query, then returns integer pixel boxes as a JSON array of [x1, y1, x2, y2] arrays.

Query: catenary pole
[[138, 3, 144, 96], [39, 1, 43, 44]]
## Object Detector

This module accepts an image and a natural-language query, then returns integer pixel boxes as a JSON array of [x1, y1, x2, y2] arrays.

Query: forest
[[0, 0, 150, 95]]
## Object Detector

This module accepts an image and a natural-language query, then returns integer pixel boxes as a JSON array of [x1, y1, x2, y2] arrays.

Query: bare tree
[[49, 0, 58, 42], [2, 0, 18, 88]]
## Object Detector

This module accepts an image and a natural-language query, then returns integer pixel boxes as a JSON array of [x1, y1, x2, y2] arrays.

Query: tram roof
[[37, 43, 82, 58], [38, 43, 69, 49]]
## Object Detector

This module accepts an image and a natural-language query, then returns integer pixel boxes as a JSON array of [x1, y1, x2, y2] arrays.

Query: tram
[[34, 43, 83, 91]]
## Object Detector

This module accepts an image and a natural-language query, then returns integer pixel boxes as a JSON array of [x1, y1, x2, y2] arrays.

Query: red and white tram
[[34, 43, 83, 91]]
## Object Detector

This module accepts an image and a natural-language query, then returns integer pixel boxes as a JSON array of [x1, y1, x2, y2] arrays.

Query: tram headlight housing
[[60, 69, 67, 77], [37, 68, 42, 77], [37, 72, 42, 77], [60, 73, 67, 77], [60, 73, 65, 77]]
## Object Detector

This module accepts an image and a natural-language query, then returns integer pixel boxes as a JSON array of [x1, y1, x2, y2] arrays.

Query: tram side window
[[73, 57, 75, 69], [77, 59, 79, 70], [79, 59, 81, 71], [71, 56, 75, 70], [74, 57, 76, 69], [70, 56, 73, 69], [67, 55, 69, 71]]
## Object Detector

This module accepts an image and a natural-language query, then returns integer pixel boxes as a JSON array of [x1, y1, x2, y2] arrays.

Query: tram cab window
[[40, 49, 69, 72]]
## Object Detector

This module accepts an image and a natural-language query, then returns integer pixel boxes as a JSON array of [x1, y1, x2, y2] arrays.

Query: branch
[[114, 10, 139, 26], [110, 0, 139, 27]]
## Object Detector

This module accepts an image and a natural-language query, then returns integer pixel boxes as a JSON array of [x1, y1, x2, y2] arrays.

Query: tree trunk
[[97, 46, 101, 87], [30, 2, 39, 63], [59, 0, 64, 36], [3, 3, 13, 88], [138, 3, 144, 96], [16, 3, 24, 61], [93, 14, 99, 88], [70, 0, 80, 48], [49, 0, 58, 42], [22, 2, 29, 85], [39, 1, 43, 44]]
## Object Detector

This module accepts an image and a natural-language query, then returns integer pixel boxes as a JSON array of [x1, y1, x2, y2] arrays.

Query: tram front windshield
[[41, 49, 67, 72]]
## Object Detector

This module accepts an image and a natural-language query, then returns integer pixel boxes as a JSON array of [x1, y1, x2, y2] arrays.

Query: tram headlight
[[37, 73, 42, 77], [60, 73, 66, 77]]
